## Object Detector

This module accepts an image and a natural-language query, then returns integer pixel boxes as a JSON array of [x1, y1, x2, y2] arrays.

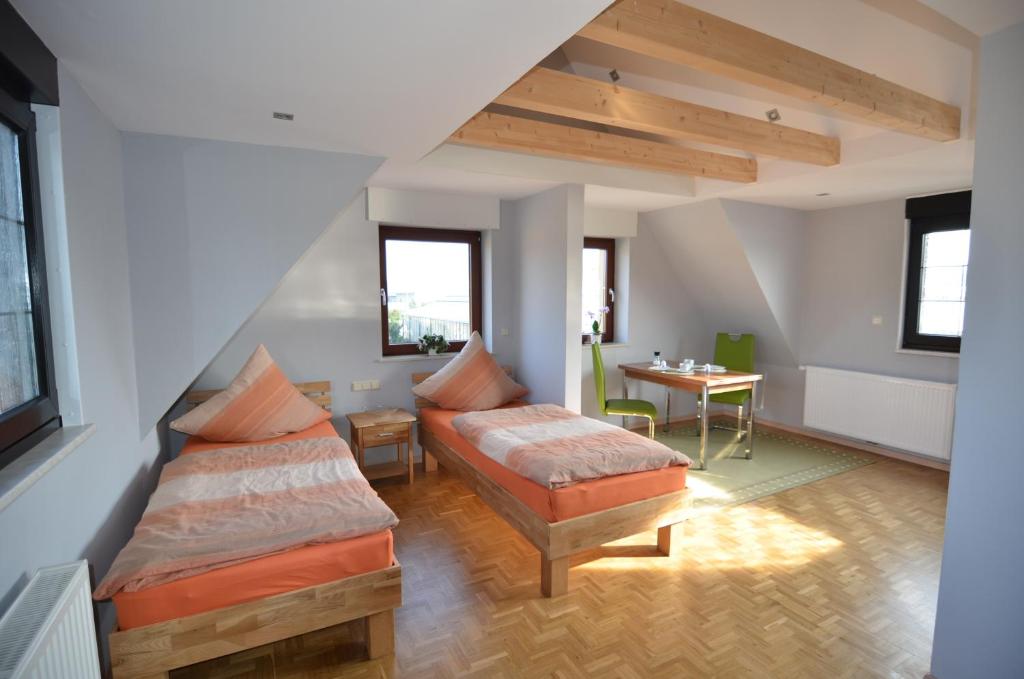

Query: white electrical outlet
[[367, 379, 380, 390], [500, 328, 510, 336], [351, 381, 362, 392], [872, 315, 883, 326]]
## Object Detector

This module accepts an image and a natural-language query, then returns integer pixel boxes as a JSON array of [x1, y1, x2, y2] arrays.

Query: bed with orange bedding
[[413, 374, 692, 599], [104, 384, 402, 679], [420, 407, 687, 523], [110, 421, 394, 630]]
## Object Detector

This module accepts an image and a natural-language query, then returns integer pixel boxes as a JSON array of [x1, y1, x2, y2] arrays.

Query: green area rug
[[655, 425, 875, 515]]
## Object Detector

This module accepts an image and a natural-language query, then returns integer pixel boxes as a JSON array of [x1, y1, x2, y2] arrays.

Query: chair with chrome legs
[[698, 333, 756, 450], [592, 343, 658, 438]]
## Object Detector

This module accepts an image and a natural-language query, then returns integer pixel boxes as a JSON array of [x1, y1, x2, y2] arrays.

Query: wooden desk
[[619, 362, 763, 470], [347, 408, 417, 484]]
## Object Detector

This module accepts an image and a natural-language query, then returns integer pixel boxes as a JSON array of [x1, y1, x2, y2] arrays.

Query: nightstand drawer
[[362, 423, 410, 445]]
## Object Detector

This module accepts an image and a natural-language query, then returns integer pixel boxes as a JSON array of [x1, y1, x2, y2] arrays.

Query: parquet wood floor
[[173, 455, 947, 678]]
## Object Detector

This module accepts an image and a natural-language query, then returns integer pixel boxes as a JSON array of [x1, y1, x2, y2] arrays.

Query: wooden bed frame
[[108, 381, 402, 678], [412, 370, 690, 597]]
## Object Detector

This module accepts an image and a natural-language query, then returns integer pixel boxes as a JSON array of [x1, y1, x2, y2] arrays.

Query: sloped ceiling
[[642, 199, 807, 368], [918, 0, 1024, 36], [121, 136, 382, 433], [11, 0, 610, 160], [11, 0, 614, 432], [720, 200, 809, 359]]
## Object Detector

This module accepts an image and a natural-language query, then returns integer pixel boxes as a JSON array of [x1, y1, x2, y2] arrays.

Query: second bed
[[414, 374, 692, 597]]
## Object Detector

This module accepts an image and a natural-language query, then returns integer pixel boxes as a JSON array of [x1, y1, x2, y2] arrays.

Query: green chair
[[592, 342, 658, 439], [698, 332, 755, 439]]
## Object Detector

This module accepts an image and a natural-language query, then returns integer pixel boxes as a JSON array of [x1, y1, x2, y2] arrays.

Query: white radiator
[[0, 561, 100, 679], [803, 366, 956, 460]]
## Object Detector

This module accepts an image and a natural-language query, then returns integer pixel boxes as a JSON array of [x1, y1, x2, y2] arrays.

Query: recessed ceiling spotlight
[[272, 112, 294, 121], [609, 69, 620, 82], [816, 192, 831, 197], [765, 108, 781, 122]]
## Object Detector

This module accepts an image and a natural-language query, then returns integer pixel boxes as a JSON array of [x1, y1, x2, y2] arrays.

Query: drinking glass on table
[[681, 358, 695, 372]]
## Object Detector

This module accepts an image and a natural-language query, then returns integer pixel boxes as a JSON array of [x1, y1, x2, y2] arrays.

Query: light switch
[[500, 328, 511, 336], [352, 380, 380, 391], [871, 315, 883, 326]]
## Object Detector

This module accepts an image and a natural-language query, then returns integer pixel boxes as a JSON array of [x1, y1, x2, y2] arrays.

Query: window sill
[[376, 353, 459, 363], [583, 342, 630, 349], [0, 423, 95, 512], [895, 348, 960, 358]]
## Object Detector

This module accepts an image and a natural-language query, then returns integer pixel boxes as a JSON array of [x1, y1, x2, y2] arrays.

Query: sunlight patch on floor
[[683, 474, 735, 501], [576, 504, 844, 573]]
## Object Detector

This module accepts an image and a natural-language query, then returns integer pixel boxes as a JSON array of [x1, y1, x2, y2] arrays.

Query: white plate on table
[[648, 366, 695, 375]]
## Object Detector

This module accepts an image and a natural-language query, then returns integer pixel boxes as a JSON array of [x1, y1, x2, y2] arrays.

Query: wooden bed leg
[[657, 524, 673, 556], [423, 448, 438, 473], [365, 609, 395, 659], [540, 555, 569, 597]]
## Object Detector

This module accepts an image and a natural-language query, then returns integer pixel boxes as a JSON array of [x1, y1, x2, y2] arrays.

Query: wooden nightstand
[[346, 408, 417, 484]]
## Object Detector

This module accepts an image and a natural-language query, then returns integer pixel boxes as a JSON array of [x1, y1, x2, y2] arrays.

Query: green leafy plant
[[417, 333, 449, 354], [388, 309, 406, 344]]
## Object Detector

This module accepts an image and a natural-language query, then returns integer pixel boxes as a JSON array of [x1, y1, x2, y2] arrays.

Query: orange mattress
[[420, 406, 687, 523], [113, 422, 394, 630]]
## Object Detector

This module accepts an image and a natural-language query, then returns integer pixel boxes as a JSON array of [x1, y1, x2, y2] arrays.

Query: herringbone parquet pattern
[[174, 455, 948, 679]]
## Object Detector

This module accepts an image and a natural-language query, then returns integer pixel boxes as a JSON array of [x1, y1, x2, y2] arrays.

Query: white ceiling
[[12, 0, 609, 161], [15, 0, 1013, 213], [919, 0, 1024, 36], [372, 0, 982, 212]]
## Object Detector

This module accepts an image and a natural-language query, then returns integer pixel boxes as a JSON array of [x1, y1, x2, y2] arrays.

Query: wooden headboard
[[185, 380, 333, 411], [410, 367, 514, 410]]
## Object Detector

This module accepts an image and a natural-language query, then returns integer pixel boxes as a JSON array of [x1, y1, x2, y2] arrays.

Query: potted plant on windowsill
[[417, 333, 449, 356], [587, 307, 610, 344]]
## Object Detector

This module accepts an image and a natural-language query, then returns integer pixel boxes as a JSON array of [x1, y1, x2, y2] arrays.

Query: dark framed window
[[902, 190, 971, 353], [378, 225, 482, 356], [0, 87, 60, 468], [582, 237, 615, 343]]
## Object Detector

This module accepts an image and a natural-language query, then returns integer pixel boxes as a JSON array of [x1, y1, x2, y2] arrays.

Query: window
[[378, 225, 482, 356], [582, 237, 615, 343], [902, 190, 971, 353], [0, 89, 60, 467]]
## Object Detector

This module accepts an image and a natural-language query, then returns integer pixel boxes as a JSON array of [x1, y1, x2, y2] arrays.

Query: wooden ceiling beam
[[495, 67, 839, 166], [577, 0, 960, 141], [448, 111, 757, 183]]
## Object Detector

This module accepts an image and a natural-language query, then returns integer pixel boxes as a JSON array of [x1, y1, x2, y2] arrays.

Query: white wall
[[580, 222, 709, 425], [121, 134, 382, 434], [483, 225, 519, 365], [500, 185, 584, 410], [800, 199, 960, 384], [642, 199, 805, 425], [643, 200, 798, 368], [187, 193, 462, 462], [367, 187, 499, 231], [0, 68, 164, 648], [642, 195, 966, 429], [583, 206, 638, 238], [723, 200, 808, 359], [931, 21, 1024, 679], [189, 188, 543, 465]]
